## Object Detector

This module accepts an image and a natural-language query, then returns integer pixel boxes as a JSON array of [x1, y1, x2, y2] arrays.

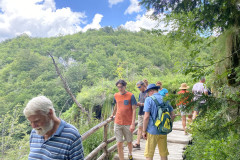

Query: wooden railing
[[82, 117, 138, 160]]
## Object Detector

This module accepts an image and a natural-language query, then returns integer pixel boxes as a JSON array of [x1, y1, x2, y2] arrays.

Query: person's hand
[[130, 124, 135, 133], [110, 115, 114, 119], [137, 102, 141, 107], [142, 131, 147, 140]]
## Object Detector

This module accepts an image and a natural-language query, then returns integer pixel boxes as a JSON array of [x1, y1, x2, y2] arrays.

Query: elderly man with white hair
[[23, 96, 84, 160]]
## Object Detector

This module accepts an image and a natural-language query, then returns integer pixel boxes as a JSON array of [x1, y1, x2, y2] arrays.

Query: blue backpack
[[150, 96, 173, 134]]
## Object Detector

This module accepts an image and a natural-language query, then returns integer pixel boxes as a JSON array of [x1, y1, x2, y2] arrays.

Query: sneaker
[[128, 154, 133, 160], [133, 143, 140, 149]]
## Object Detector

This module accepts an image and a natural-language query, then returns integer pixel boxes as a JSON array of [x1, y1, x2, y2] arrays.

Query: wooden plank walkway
[[114, 121, 191, 160]]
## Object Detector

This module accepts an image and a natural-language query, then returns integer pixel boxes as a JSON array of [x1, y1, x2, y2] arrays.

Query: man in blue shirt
[[142, 84, 175, 160], [23, 96, 84, 160]]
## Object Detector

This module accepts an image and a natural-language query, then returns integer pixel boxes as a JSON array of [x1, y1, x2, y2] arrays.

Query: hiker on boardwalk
[[23, 96, 84, 160], [156, 81, 168, 97], [110, 79, 137, 160], [133, 81, 148, 149], [192, 77, 208, 119], [177, 83, 192, 135], [142, 84, 175, 160]]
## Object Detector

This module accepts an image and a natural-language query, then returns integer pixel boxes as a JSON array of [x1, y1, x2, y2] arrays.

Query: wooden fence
[[82, 117, 138, 160]]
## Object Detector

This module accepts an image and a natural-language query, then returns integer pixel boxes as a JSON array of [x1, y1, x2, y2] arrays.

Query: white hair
[[23, 96, 56, 117]]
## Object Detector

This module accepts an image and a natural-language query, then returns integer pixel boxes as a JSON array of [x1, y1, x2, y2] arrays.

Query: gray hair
[[23, 96, 56, 118], [136, 81, 145, 86], [200, 77, 205, 81]]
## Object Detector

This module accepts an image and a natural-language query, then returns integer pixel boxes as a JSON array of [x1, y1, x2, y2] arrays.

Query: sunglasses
[[117, 86, 124, 89]]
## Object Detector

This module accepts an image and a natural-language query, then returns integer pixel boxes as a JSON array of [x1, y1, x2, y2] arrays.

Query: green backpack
[[150, 96, 173, 134]]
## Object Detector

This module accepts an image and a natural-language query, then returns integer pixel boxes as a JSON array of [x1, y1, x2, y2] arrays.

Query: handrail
[[83, 117, 138, 160], [82, 117, 114, 141]]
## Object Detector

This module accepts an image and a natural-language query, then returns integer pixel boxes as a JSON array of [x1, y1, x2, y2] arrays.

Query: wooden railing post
[[103, 124, 108, 159]]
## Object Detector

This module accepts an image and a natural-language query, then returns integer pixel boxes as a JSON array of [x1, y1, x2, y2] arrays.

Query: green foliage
[[140, 0, 240, 32], [185, 104, 240, 160]]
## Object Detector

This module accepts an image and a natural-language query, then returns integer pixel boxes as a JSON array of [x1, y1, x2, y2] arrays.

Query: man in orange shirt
[[110, 79, 137, 160]]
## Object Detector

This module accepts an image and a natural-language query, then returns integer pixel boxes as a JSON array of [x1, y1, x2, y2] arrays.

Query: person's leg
[[181, 115, 187, 134], [144, 133, 157, 159], [127, 142, 133, 155], [137, 126, 143, 143], [160, 157, 168, 160], [114, 124, 124, 160], [123, 125, 133, 156], [187, 114, 192, 123], [134, 115, 143, 147], [193, 104, 200, 120], [117, 142, 124, 160], [192, 111, 199, 120], [157, 135, 169, 160]]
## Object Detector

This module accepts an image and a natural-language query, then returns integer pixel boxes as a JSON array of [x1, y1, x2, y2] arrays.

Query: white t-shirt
[[192, 82, 208, 103]]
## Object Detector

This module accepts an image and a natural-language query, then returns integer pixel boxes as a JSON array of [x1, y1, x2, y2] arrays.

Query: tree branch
[[49, 53, 88, 115]]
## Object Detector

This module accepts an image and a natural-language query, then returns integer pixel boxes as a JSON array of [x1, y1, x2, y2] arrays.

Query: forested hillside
[[0, 27, 212, 159], [0, 27, 207, 116]]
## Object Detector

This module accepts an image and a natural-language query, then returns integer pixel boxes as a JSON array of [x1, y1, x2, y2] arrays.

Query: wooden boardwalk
[[114, 121, 191, 160]]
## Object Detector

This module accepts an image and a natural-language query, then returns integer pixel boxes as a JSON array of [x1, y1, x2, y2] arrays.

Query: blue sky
[[55, 0, 138, 28], [0, 0, 169, 41]]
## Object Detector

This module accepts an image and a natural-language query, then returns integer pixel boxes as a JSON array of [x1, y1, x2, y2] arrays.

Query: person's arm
[[204, 91, 208, 95], [170, 111, 176, 122], [142, 112, 150, 140], [110, 104, 117, 118], [69, 136, 84, 160], [137, 102, 144, 106], [130, 104, 137, 133], [165, 88, 169, 96]]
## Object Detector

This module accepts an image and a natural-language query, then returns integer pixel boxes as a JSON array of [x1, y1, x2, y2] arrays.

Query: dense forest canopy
[[0, 28, 209, 116]]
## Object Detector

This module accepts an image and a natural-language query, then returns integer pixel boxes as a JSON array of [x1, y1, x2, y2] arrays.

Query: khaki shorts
[[114, 123, 133, 142], [144, 133, 169, 158], [138, 115, 144, 127]]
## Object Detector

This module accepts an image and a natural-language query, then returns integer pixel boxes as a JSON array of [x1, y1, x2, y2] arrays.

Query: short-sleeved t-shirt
[[158, 88, 168, 97], [138, 91, 148, 115], [192, 82, 208, 103], [143, 93, 173, 135], [28, 119, 84, 160], [113, 92, 137, 125], [177, 90, 189, 106]]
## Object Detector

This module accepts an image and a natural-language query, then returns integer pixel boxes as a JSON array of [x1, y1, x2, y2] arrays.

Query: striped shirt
[[29, 119, 84, 160]]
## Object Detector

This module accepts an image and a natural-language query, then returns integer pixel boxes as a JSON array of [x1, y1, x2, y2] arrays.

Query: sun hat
[[179, 83, 189, 89], [146, 84, 160, 92]]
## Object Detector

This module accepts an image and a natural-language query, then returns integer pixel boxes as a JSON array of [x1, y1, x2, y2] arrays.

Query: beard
[[35, 119, 54, 136]]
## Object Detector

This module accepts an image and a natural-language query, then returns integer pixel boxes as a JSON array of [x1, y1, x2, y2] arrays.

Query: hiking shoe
[[133, 143, 140, 149], [128, 154, 133, 160]]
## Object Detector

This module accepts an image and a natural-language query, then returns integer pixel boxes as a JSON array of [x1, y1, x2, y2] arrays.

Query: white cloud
[[108, 0, 124, 7], [0, 0, 103, 41], [121, 10, 173, 33], [82, 14, 103, 32], [124, 0, 141, 15]]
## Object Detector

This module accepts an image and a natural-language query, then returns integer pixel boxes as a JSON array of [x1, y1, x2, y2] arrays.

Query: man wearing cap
[[177, 83, 192, 135], [142, 84, 175, 160]]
